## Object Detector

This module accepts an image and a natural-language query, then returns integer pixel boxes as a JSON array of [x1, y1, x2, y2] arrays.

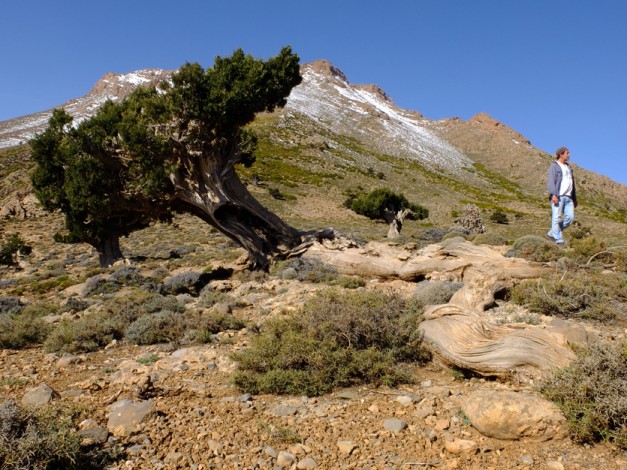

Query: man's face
[[559, 150, 570, 162]]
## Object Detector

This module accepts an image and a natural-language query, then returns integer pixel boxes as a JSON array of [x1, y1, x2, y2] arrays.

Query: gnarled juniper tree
[[31, 47, 305, 269]]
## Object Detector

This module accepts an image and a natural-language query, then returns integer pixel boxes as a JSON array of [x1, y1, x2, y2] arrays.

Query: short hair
[[555, 147, 569, 158]]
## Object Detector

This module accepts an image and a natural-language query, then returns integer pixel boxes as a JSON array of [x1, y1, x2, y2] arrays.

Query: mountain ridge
[[0, 60, 625, 233]]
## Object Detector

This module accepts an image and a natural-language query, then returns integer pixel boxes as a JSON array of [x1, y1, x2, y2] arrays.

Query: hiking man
[[546, 146, 577, 246]]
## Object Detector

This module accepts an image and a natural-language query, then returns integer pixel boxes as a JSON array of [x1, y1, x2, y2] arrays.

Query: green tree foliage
[[30, 47, 303, 268], [348, 188, 428, 238], [0, 234, 31, 266]]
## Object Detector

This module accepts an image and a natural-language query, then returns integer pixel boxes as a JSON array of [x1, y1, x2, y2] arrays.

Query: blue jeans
[[549, 195, 575, 243]]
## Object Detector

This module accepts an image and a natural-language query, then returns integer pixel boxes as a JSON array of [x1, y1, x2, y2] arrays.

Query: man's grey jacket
[[546, 161, 577, 207]]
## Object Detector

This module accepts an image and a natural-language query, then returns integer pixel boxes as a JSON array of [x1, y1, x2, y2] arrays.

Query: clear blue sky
[[1, 0, 626, 185]]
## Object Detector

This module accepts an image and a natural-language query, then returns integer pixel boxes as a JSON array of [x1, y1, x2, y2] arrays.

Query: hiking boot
[[546, 231, 555, 240]]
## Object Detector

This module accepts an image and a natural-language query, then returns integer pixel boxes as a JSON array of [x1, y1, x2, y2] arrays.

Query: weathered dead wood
[[304, 236, 575, 378]]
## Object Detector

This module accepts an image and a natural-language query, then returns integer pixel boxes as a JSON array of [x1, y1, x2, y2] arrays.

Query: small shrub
[[162, 271, 210, 295], [110, 266, 145, 285], [81, 275, 121, 297], [506, 235, 561, 262], [539, 341, 626, 448], [0, 400, 117, 469], [43, 312, 122, 353], [0, 234, 31, 266], [0, 312, 50, 349], [510, 269, 626, 323], [413, 281, 464, 308], [137, 353, 160, 365], [570, 235, 622, 266], [272, 258, 339, 284], [233, 289, 427, 396], [334, 275, 366, 289], [489, 210, 508, 224], [192, 311, 247, 343], [257, 419, 302, 445], [441, 231, 469, 241], [472, 232, 508, 246], [125, 311, 186, 345], [0, 296, 23, 316]]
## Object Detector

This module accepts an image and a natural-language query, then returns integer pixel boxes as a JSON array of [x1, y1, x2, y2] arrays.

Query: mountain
[[1, 60, 626, 239]]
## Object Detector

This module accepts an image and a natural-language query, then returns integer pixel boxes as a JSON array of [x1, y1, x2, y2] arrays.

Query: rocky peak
[[353, 84, 393, 104], [304, 59, 349, 83], [86, 69, 172, 99], [468, 112, 530, 144]]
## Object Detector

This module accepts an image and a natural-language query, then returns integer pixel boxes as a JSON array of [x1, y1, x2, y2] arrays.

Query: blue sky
[[1, 1, 626, 185]]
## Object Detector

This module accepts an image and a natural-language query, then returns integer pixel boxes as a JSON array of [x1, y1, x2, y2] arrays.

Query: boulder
[[461, 390, 567, 441], [22, 383, 59, 407]]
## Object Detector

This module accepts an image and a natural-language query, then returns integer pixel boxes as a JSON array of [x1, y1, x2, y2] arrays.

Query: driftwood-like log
[[304, 236, 575, 378]]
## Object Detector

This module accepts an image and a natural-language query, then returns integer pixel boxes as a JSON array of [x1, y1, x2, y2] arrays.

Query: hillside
[[1, 60, 626, 469]]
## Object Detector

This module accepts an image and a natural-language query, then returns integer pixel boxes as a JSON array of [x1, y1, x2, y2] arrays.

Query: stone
[[270, 404, 298, 416], [546, 461, 565, 470], [337, 440, 356, 455], [462, 390, 567, 440], [520, 454, 534, 465], [22, 383, 59, 407], [383, 418, 407, 432], [107, 399, 155, 437], [78, 426, 109, 445], [297, 457, 318, 469], [444, 438, 478, 454], [434, 418, 450, 431], [396, 395, 416, 406], [277, 451, 296, 467]]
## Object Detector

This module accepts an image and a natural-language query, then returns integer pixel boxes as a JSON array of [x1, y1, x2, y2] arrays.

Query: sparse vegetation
[[510, 269, 626, 323], [539, 341, 626, 449], [0, 400, 118, 469], [506, 235, 561, 262], [232, 289, 427, 396]]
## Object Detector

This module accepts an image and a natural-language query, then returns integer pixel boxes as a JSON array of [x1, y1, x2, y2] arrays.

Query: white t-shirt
[[557, 162, 573, 196]]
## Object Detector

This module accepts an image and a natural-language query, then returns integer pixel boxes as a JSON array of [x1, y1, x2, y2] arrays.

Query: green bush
[[43, 312, 123, 353], [272, 258, 339, 284], [510, 269, 626, 323], [506, 235, 561, 262], [125, 311, 186, 345], [413, 281, 463, 308], [198, 311, 246, 335], [472, 232, 508, 246], [539, 341, 626, 448], [0, 234, 31, 266], [349, 188, 428, 221], [489, 210, 508, 224], [0, 400, 117, 469], [0, 312, 50, 349], [233, 289, 427, 396], [334, 275, 366, 289]]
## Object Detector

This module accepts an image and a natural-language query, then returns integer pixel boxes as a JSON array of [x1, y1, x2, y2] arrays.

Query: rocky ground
[[1, 212, 626, 470], [2, 277, 626, 470]]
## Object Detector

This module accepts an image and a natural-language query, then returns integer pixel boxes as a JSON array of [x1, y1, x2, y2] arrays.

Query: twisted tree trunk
[[169, 140, 306, 270]]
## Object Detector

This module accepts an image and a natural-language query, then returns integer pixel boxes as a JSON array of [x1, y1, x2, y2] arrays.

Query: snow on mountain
[[0, 62, 469, 175], [285, 61, 472, 172], [0, 69, 171, 149]]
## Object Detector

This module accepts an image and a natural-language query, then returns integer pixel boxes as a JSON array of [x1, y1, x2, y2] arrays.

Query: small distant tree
[[348, 188, 428, 238], [490, 209, 508, 225], [0, 234, 31, 266], [30, 47, 303, 269]]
